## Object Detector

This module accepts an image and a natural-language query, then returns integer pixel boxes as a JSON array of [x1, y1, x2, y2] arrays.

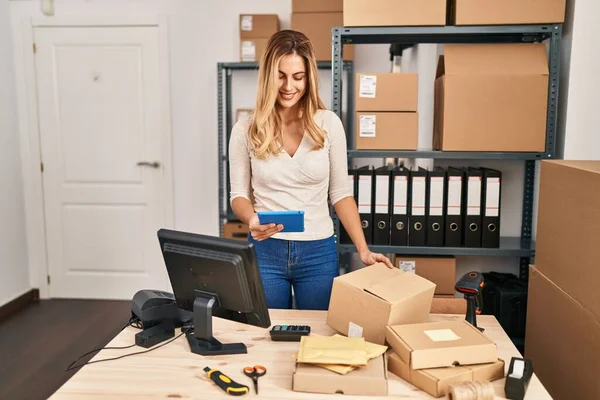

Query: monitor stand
[[186, 290, 248, 356]]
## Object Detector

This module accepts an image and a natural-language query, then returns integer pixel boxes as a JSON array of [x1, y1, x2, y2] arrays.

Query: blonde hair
[[249, 30, 326, 159]]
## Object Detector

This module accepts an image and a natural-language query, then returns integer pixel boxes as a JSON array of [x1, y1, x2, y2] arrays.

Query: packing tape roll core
[[449, 381, 495, 400]]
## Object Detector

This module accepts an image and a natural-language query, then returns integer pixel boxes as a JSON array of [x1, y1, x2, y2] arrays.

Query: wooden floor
[[0, 299, 131, 400]]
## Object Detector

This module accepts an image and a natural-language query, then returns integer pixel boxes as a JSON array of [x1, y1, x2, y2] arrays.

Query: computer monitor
[[157, 228, 271, 356]]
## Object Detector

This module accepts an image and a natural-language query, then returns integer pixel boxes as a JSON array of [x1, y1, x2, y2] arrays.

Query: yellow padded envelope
[[297, 336, 368, 366]]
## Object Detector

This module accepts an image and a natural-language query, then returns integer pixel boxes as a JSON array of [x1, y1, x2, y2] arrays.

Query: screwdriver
[[204, 366, 249, 396]]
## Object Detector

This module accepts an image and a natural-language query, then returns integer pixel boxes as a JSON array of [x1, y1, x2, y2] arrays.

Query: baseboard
[[0, 289, 40, 324]]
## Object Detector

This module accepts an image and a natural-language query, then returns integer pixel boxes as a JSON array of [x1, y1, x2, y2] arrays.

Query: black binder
[[357, 166, 374, 245], [409, 167, 427, 247], [373, 166, 392, 245], [391, 166, 410, 246], [464, 167, 483, 248], [340, 167, 357, 244], [426, 167, 446, 247], [445, 167, 465, 247], [481, 168, 502, 248]]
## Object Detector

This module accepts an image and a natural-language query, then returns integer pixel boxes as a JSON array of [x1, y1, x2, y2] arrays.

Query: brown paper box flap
[[293, 354, 388, 396], [336, 263, 400, 291], [443, 44, 549, 76], [366, 272, 436, 305]]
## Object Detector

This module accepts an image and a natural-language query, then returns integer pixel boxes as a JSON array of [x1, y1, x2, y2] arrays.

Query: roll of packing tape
[[448, 381, 495, 400]]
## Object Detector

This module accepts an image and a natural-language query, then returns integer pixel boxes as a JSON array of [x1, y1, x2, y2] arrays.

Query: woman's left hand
[[359, 250, 394, 269]]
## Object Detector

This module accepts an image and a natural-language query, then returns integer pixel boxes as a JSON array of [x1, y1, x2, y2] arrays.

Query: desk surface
[[50, 310, 550, 399]]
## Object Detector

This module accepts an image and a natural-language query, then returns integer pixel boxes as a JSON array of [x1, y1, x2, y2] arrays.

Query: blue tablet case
[[257, 211, 305, 233]]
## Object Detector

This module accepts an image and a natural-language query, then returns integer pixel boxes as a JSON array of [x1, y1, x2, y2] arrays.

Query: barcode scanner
[[455, 271, 485, 332]]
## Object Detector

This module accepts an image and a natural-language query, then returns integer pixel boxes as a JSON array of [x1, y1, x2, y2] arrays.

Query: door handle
[[137, 161, 161, 168]]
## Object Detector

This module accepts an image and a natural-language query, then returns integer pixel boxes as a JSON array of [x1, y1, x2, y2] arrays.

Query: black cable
[[65, 322, 192, 372]]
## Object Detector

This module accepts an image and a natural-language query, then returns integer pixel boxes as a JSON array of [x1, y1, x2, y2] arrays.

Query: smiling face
[[276, 53, 307, 110]]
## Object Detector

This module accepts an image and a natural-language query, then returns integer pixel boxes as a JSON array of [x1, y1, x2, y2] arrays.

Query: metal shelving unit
[[331, 24, 562, 280], [218, 61, 355, 236]]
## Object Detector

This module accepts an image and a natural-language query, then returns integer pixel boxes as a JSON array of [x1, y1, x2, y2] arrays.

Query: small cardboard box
[[388, 351, 505, 398], [355, 73, 418, 112], [292, 0, 343, 13], [291, 12, 353, 61], [430, 295, 467, 315], [535, 161, 600, 321], [344, 0, 446, 26], [356, 112, 418, 151], [239, 14, 279, 40], [395, 256, 456, 295], [386, 320, 498, 370], [292, 354, 388, 396], [222, 222, 249, 241], [434, 43, 549, 152], [240, 39, 269, 62], [453, 0, 566, 25], [327, 263, 435, 345]]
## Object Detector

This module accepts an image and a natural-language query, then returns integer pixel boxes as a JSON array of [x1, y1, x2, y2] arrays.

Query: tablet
[[257, 211, 305, 233]]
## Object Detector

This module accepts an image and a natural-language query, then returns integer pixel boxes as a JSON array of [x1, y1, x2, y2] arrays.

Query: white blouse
[[228, 109, 352, 241]]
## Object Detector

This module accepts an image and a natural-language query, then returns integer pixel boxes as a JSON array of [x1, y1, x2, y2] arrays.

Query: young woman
[[229, 30, 393, 311]]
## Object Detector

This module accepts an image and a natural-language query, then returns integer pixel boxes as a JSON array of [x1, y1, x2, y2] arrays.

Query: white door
[[34, 26, 173, 299]]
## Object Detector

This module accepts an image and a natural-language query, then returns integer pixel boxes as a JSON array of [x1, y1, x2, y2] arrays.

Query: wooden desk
[[50, 310, 550, 399]]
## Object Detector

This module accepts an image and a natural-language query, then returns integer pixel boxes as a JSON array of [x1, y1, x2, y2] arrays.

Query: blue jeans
[[248, 235, 339, 310]]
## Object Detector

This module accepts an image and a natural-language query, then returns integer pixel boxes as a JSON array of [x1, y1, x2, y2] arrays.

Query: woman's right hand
[[248, 213, 283, 241]]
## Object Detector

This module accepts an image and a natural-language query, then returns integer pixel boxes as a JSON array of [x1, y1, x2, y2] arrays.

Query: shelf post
[[218, 63, 224, 237], [520, 160, 536, 280], [545, 24, 562, 159]]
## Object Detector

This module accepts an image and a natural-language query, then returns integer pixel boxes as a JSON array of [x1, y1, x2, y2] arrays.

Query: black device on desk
[[455, 271, 485, 331], [158, 228, 271, 356], [130, 289, 190, 329]]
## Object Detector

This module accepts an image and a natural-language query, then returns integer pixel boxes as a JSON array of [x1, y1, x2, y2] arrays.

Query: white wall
[[1, 0, 30, 306]]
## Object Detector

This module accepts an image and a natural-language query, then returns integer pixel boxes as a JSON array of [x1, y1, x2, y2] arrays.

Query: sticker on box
[[359, 75, 377, 98], [359, 115, 376, 137], [399, 261, 416, 273], [424, 329, 461, 342], [241, 41, 256, 62], [241, 15, 253, 31], [348, 321, 363, 338]]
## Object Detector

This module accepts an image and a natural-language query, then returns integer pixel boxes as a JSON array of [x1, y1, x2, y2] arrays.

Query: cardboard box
[[526, 266, 600, 400], [535, 161, 600, 321], [344, 0, 446, 26], [453, 0, 566, 25], [430, 296, 466, 315], [292, 0, 343, 13], [355, 73, 418, 112], [386, 320, 498, 369], [222, 222, 249, 241], [395, 256, 456, 295], [291, 12, 353, 61], [356, 112, 418, 151], [388, 351, 505, 398], [239, 14, 279, 40], [292, 354, 388, 396], [327, 263, 435, 345], [240, 39, 268, 62], [236, 108, 253, 122], [434, 43, 549, 152]]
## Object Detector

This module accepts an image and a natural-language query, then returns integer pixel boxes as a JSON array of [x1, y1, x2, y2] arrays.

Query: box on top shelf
[[292, 0, 343, 13], [355, 73, 418, 112], [535, 161, 600, 321], [452, 0, 567, 25], [239, 14, 279, 40], [327, 263, 435, 345], [434, 43, 549, 152], [291, 12, 353, 61], [240, 38, 269, 62], [344, 0, 447, 27], [356, 112, 418, 151]]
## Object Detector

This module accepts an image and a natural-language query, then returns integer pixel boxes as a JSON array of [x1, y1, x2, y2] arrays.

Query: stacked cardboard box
[[395, 256, 456, 295], [355, 73, 418, 150], [386, 320, 504, 398], [222, 222, 249, 241], [451, 0, 567, 25], [525, 161, 600, 400], [239, 14, 279, 62], [344, 0, 447, 27], [434, 43, 549, 152], [291, 0, 353, 61]]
